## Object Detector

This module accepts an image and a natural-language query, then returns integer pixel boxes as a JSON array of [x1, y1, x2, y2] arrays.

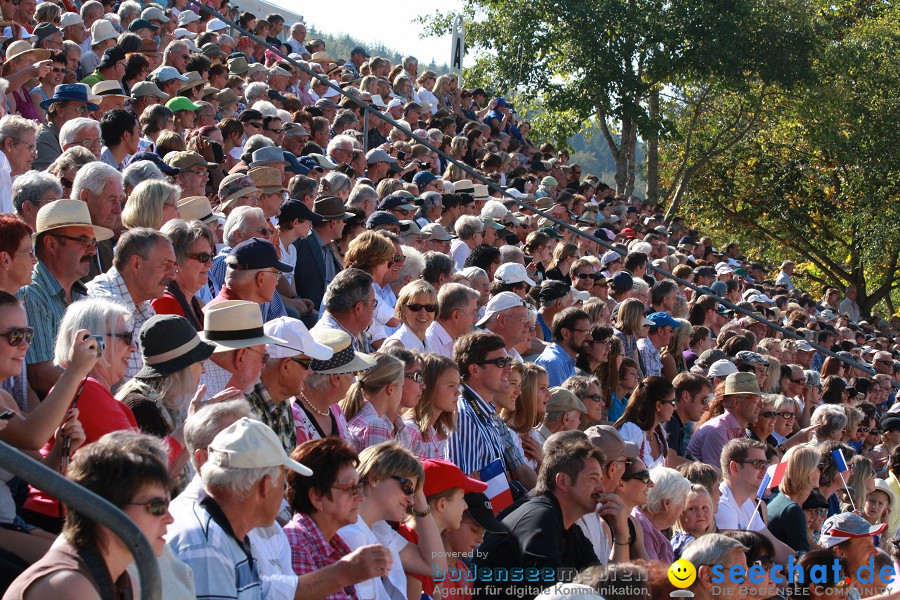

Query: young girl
[[671, 485, 715, 559], [500, 363, 549, 470], [864, 480, 896, 547], [405, 353, 459, 460]]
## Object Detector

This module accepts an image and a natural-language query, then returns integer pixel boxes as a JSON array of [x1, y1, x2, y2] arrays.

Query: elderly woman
[[6, 431, 179, 598], [633, 466, 691, 563], [614, 376, 675, 469], [47, 147, 96, 197], [383, 280, 438, 352], [343, 231, 399, 346], [767, 446, 821, 552], [770, 394, 798, 447], [121, 179, 181, 230], [152, 219, 216, 330], [22, 297, 140, 532], [809, 404, 847, 445], [746, 394, 779, 447], [116, 314, 217, 481], [561, 375, 605, 429], [338, 441, 446, 600], [340, 353, 406, 453], [284, 437, 380, 599]]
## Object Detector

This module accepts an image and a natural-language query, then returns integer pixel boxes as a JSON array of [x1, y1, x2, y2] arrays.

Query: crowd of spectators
[[0, 1, 899, 599]]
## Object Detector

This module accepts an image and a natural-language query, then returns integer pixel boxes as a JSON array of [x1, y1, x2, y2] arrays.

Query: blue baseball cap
[[283, 152, 310, 176], [609, 271, 633, 292], [227, 238, 292, 273], [129, 151, 179, 176], [646, 312, 680, 330], [366, 211, 401, 230], [40, 83, 100, 112], [412, 171, 439, 189]]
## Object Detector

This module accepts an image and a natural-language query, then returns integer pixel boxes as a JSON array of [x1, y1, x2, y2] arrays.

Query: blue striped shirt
[[447, 385, 507, 476], [19, 261, 86, 365]]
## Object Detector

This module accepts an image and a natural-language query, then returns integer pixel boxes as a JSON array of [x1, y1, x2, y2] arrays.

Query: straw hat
[[308, 329, 377, 375], [35, 200, 113, 241], [5, 40, 50, 63], [176, 196, 223, 225], [200, 300, 288, 352], [721, 372, 762, 396]]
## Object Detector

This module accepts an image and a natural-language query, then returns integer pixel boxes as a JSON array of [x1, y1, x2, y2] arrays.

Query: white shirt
[[425, 321, 454, 358], [278, 238, 297, 285], [383, 324, 426, 352], [576, 513, 611, 565], [716, 481, 764, 531], [449, 239, 471, 272], [338, 518, 409, 600], [617, 422, 665, 469], [0, 150, 13, 214]]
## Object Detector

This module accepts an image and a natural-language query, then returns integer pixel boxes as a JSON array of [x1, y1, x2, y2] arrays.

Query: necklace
[[300, 391, 330, 417]]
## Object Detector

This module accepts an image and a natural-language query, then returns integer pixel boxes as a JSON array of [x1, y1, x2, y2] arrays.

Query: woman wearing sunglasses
[[746, 394, 779, 447], [383, 280, 438, 353], [284, 437, 392, 599], [613, 457, 652, 561], [7, 431, 182, 599], [337, 441, 446, 600], [767, 445, 821, 552], [152, 219, 217, 331], [22, 297, 140, 533]]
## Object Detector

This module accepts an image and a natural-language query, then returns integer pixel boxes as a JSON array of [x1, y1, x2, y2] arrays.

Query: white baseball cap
[[178, 11, 201, 26], [263, 317, 334, 360], [494, 263, 535, 286], [708, 359, 738, 378], [476, 292, 528, 326], [206, 18, 228, 32], [207, 417, 312, 476]]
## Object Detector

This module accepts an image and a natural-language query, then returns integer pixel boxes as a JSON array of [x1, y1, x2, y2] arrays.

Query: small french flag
[[757, 459, 788, 498], [480, 459, 513, 515], [832, 448, 849, 472]]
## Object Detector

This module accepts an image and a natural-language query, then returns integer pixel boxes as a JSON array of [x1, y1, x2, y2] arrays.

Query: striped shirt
[[86, 267, 155, 379], [346, 401, 394, 453], [447, 385, 507, 476], [19, 261, 86, 365], [283, 513, 358, 600]]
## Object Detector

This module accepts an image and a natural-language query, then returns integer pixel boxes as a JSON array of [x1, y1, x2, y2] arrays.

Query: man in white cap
[[166, 417, 312, 599], [820, 512, 886, 591], [478, 291, 531, 362], [246, 317, 333, 454]]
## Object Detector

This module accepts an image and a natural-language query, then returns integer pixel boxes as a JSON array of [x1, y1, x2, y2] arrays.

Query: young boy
[[440, 492, 507, 600], [399, 459, 487, 600]]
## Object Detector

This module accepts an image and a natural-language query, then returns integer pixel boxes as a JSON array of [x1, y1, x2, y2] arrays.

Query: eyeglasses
[[581, 393, 602, 403], [660, 398, 677, 406], [574, 272, 594, 279], [11, 137, 36, 154], [188, 252, 214, 264], [247, 121, 263, 128], [404, 371, 423, 383], [760, 411, 777, 418], [255, 228, 274, 236], [774, 412, 795, 419], [2, 327, 34, 347], [187, 168, 209, 176], [394, 208, 410, 217], [738, 459, 769, 470], [406, 303, 436, 313], [790, 378, 806, 383], [75, 137, 103, 148], [482, 357, 514, 369], [857, 426, 870, 433], [806, 508, 828, 518], [621, 470, 651, 484], [290, 356, 313, 369], [390, 475, 416, 496], [266, 127, 283, 134], [389, 254, 406, 264], [331, 482, 364, 496], [126, 497, 170, 516], [51, 233, 99, 249], [246, 347, 270, 363]]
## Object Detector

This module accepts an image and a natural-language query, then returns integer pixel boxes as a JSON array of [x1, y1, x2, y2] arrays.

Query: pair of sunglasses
[[126, 497, 170, 516], [391, 475, 416, 496], [622, 470, 651, 484], [406, 303, 437, 313], [2, 327, 34, 347]]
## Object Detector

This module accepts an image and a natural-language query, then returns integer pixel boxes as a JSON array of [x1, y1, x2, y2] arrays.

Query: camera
[[91, 335, 106, 354]]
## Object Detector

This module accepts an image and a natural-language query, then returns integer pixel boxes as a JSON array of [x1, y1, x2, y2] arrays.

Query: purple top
[[633, 506, 674, 564], [12, 88, 40, 122]]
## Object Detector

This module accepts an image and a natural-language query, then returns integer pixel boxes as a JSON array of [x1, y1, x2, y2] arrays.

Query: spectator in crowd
[[767, 445, 821, 552], [615, 376, 675, 469], [687, 373, 761, 466], [535, 307, 591, 386], [424, 282, 480, 358]]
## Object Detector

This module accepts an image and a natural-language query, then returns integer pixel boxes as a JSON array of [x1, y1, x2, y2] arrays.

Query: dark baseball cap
[[278, 199, 322, 224], [366, 211, 401, 229], [463, 492, 506, 534], [609, 271, 634, 292], [538, 280, 570, 303], [227, 238, 292, 272]]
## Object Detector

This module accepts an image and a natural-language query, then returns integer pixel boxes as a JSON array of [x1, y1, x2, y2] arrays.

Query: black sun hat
[[136, 314, 216, 378]]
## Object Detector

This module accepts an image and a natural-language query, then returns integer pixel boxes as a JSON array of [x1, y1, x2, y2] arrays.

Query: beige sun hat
[[90, 19, 118, 44], [200, 300, 288, 352], [35, 199, 114, 241], [721, 372, 762, 396], [308, 329, 377, 375], [5, 40, 50, 63], [176, 196, 223, 225]]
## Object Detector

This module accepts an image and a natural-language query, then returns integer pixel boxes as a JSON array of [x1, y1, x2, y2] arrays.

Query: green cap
[[165, 96, 201, 112], [537, 226, 564, 239]]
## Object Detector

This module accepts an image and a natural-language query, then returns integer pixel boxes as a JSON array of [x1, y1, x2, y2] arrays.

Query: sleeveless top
[[4, 539, 132, 600], [11, 88, 40, 122]]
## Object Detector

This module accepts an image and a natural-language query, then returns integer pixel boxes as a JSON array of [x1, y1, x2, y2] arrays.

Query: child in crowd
[[440, 492, 507, 600]]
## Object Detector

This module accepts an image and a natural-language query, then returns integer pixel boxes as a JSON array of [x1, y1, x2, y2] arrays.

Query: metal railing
[[0, 441, 161, 599], [188, 0, 875, 375]]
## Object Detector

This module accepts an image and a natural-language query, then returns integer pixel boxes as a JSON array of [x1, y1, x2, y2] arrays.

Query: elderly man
[[472, 437, 604, 600], [637, 312, 680, 378], [310, 268, 377, 353], [425, 282, 480, 359], [163, 40, 191, 73], [478, 291, 530, 362], [207, 238, 292, 314], [536, 387, 589, 443], [166, 417, 311, 599], [166, 151, 217, 197], [449, 215, 484, 272], [71, 161, 124, 278], [285, 21, 307, 55], [12, 172, 63, 230], [34, 84, 98, 170], [535, 307, 592, 387], [59, 116, 102, 158], [86, 228, 175, 378], [21, 199, 112, 397], [687, 372, 761, 466], [680, 534, 749, 600]]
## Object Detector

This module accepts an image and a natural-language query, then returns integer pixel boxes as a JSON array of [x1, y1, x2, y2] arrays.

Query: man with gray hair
[[346, 183, 378, 217], [12, 171, 63, 230], [86, 227, 176, 377], [326, 133, 357, 165], [679, 533, 748, 600], [59, 117, 102, 158], [71, 160, 124, 278], [311, 267, 376, 352], [449, 214, 484, 271], [207, 237, 291, 313], [425, 282, 480, 358]]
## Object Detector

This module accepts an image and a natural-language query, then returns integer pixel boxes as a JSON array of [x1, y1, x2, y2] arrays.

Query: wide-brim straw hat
[[201, 300, 288, 352], [35, 199, 114, 241], [135, 314, 216, 378], [308, 329, 377, 375], [177, 196, 224, 225], [721, 372, 762, 396]]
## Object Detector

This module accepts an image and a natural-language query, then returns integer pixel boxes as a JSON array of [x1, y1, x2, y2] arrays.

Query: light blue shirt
[[534, 342, 576, 387]]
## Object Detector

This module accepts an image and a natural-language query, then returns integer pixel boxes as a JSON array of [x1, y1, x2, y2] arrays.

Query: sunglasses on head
[[390, 475, 416, 496], [406, 303, 436, 313], [2, 327, 34, 347], [622, 470, 651, 484], [126, 497, 170, 516]]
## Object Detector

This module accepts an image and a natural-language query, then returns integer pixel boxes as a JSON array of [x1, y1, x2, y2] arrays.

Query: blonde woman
[[614, 298, 647, 371], [661, 318, 691, 380], [671, 484, 715, 559], [340, 353, 406, 453], [842, 455, 874, 513], [404, 353, 459, 460], [500, 363, 549, 470], [767, 445, 821, 552], [383, 280, 437, 352], [545, 242, 579, 283], [121, 179, 181, 230]]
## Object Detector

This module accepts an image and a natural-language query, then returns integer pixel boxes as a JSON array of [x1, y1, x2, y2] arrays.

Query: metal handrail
[[190, 1, 875, 375], [0, 441, 161, 599]]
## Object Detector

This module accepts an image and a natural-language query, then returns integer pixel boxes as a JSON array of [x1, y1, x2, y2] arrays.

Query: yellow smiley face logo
[[668, 558, 697, 588]]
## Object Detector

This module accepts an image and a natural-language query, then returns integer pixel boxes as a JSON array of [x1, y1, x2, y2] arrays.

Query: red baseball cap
[[423, 459, 488, 497], [620, 227, 636, 239]]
